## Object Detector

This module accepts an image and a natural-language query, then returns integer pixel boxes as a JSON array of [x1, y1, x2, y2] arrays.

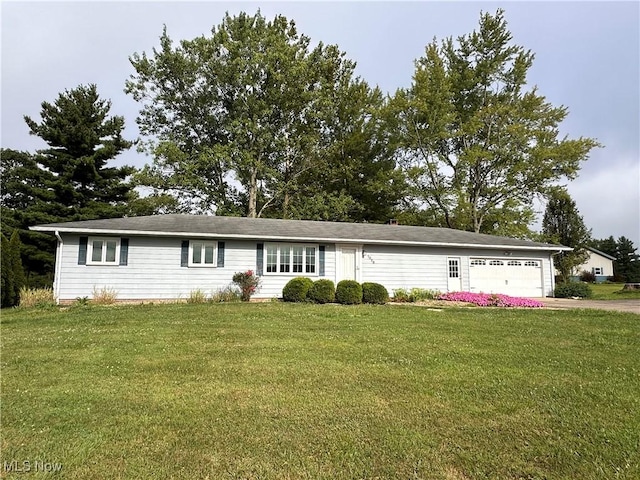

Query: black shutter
[[78, 236, 88, 265], [256, 243, 264, 276], [119, 238, 129, 266], [181, 240, 189, 267], [217, 241, 225, 267], [319, 245, 325, 276]]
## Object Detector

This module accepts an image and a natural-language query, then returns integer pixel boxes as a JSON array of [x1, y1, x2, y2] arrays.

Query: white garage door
[[469, 258, 543, 297]]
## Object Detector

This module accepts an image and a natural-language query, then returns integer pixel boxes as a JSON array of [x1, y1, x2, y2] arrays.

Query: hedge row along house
[[31, 215, 570, 303]]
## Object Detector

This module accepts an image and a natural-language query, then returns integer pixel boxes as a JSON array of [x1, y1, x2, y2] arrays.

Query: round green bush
[[282, 277, 314, 302], [335, 280, 363, 305], [362, 282, 389, 304], [554, 282, 593, 299], [308, 279, 336, 304]]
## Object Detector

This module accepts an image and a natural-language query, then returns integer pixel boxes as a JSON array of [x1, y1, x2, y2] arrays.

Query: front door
[[447, 257, 462, 292], [341, 248, 357, 281]]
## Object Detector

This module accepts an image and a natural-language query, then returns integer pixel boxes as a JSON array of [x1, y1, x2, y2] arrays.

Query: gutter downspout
[[54, 231, 63, 305]]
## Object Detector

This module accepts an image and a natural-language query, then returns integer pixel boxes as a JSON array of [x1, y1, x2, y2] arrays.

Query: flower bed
[[437, 292, 544, 308]]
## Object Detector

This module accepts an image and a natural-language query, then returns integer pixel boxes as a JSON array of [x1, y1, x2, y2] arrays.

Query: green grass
[[589, 282, 640, 300], [2, 303, 639, 479]]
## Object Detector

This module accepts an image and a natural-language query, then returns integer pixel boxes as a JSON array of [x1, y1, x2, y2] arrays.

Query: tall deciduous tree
[[126, 11, 400, 219], [275, 81, 406, 222], [542, 189, 591, 282], [389, 9, 599, 236]]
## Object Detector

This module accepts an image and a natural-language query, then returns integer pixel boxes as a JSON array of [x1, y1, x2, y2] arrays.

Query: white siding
[[572, 251, 614, 277], [360, 245, 555, 297], [360, 245, 449, 293], [56, 235, 335, 301], [55, 235, 555, 301]]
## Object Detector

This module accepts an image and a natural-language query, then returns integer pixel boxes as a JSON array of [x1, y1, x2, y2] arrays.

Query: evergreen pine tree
[[1, 85, 136, 287], [542, 189, 591, 282], [1, 234, 15, 308], [1, 232, 25, 308], [8, 231, 26, 305], [24, 84, 135, 220]]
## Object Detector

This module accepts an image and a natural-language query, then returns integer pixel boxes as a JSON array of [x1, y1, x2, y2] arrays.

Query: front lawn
[[590, 282, 640, 300], [1, 303, 639, 479]]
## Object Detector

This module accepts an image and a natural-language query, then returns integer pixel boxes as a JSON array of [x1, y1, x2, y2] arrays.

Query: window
[[292, 246, 303, 273], [489, 260, 504, 266], [305, 247, 316, 273], [280, 247, 291, 273], [190, 241, 217, 267], [524, 261, 540, 267], [507, 260, 522, 266], [264, 244, 318, 276], [592, 267, 604, 275], [448, 259, 459, 278], [88, 237, 120, 265], [266, 245, 278, 273], [470, 259, 486, 266]]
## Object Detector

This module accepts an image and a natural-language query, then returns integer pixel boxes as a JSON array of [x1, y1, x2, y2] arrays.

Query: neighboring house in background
[[31, 215, 570, 303], [570, 247, 616, 282]]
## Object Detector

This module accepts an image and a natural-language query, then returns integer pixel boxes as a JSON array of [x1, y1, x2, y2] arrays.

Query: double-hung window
[[265, 244, 318, 275], [88, 237, 120, 265], [189, 241, 217, 267]]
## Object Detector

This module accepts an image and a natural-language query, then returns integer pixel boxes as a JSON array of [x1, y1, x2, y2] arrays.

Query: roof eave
[[30, 225, 571, 252]]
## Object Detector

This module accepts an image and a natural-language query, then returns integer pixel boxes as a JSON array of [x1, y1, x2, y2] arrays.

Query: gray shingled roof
[[31, 214, 569, 251], [587, 247, 616, 260]]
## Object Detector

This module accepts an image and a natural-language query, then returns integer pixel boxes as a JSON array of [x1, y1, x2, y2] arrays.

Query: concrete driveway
[[539, 298, 640, 314]]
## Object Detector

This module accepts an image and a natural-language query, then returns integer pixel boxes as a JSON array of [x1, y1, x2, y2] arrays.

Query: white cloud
[[568, 156, 640, 246]]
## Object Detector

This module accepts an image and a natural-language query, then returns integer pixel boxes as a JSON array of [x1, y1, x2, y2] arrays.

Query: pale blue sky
[[2, 1, 638, 244]]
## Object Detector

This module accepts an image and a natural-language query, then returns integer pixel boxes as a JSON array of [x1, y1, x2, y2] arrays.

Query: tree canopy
[[126, 11, 405, 220], [5, 9, 630, 283], [389, 9, 600, 236]]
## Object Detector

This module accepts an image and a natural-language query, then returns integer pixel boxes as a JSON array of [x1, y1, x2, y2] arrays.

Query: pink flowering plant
[[437, 292, 544, 308], [232, 270, 261, 302]]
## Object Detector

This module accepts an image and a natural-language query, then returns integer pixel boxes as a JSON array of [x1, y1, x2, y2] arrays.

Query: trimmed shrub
[[308, 279, 335, 304], [362, 282, 389, 304], [282, 277, 314, 302], [335, 280, 363, 305], [554, 282, 593, 299]]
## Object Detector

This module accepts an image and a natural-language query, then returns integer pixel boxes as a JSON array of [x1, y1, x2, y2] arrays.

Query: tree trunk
[[248, 168, 257, 218], [283, 190, 290, 219]]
